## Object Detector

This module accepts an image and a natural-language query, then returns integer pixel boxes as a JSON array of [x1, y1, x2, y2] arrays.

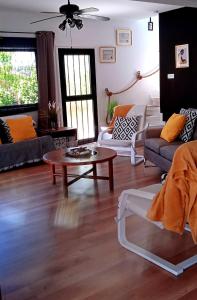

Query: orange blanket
[[108, 104, 134, 129], [147, 140, 197, 243]]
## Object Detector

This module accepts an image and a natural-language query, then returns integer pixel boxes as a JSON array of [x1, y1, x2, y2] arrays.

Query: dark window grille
[[59, 49, 98, 142]]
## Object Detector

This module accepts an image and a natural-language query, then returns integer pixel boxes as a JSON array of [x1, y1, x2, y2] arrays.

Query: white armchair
[[98, 105, 147, 165]]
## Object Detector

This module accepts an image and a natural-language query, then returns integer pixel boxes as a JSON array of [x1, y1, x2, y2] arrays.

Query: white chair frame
[[117, 184, 197, 276], [98, 125, 148, 166]]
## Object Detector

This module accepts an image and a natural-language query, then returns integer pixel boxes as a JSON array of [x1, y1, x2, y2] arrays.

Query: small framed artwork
[[116, 29, 132, 46], [99, 47, 116, 63], [175, 44, 189, 68]]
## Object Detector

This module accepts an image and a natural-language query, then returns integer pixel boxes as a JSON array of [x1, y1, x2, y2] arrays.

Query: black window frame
[[0, 37, 38, 117]]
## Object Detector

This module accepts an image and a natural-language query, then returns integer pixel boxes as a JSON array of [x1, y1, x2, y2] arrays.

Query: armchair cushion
[[99, 139, 131, 147], [112, 116, 139, 140]]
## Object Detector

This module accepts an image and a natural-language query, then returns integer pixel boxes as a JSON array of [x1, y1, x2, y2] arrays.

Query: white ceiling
[[0, 0, 181, 20]]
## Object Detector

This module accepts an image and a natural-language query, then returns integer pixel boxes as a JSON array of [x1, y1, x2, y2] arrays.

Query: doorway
[[58, 48, 98, 143]]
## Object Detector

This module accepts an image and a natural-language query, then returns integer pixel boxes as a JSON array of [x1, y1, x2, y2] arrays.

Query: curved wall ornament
[[105, 68, 159, 124]]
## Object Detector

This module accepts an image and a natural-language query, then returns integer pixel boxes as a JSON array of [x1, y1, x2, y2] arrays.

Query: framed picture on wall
[[99, 47, 116, 63], [116, 29, 132, 46], [175, 44, 189, 68]]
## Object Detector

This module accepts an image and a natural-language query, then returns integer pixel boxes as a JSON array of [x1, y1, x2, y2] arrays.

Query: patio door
[[58, 49, 98, 143]]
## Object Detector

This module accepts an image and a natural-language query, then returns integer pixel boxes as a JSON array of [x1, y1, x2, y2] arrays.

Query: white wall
[[0, 10, 159, 126]]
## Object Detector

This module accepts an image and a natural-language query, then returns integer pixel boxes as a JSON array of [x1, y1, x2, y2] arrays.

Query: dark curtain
[[36, 31, 56, 129]]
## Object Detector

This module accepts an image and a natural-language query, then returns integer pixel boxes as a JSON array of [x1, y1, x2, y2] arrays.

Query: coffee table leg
[[51, 164, 56, 185], [62, 166, 68, 198], [93, 163, 97, 178], [108, 159, 114, 191]]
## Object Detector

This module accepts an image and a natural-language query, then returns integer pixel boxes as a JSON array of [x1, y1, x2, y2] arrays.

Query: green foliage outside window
[[0, 51, 38, 106]]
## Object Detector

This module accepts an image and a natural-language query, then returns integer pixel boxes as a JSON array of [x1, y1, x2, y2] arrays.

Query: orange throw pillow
[[109, 104, 134, 128], [6, 116, 37, 143], [160, 113, 186, 142]]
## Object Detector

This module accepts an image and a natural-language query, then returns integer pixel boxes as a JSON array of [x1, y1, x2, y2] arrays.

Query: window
[[0, 37, 38, 116]]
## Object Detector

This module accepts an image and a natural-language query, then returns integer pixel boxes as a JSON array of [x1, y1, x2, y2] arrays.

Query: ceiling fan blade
[[40, 11, 62, 14], [75, 7, 99, 15], [30, 15, 64, 24], [79, 14, 110, 21]]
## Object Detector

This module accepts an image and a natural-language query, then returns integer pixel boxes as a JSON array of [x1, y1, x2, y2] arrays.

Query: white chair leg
[[130, 145, 144, 166]]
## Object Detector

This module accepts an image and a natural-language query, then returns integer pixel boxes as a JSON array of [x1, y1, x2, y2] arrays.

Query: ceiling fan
[[30, 0, 110, 30]]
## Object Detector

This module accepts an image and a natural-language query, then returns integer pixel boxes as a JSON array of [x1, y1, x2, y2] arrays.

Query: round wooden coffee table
[[43, 147, 117, 197]]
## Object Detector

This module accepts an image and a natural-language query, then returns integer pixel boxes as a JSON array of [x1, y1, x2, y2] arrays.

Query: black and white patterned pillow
[[112, 116, 139, 140], [0, 118, 13, 143], [179, 108, 197, 142], [161, 173, 168, 185]]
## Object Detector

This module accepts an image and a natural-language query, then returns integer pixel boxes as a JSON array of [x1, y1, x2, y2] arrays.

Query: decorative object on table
[[66, 146, 97, 158], [99, 47, 116, 63], [148, 17, 153, 31], [116, 29, 132, 46], [30, 0, 110, 29], [48, 100, 58, 129], [175, 44, 189, 68]]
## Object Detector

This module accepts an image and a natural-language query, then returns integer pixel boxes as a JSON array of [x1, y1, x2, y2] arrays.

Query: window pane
[[65, 99, 94, 140], [0, 51, 38, 106], [64, 54, 91, 97]]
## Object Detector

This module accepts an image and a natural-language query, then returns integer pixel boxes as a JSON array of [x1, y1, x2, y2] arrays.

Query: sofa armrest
[[145, 125, 163, 139]]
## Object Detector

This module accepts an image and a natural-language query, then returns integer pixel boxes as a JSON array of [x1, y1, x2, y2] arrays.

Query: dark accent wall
[[160, 7, 197, 120]]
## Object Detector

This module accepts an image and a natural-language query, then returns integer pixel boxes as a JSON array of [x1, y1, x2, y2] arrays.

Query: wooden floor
[[0, 156, 197, 300]]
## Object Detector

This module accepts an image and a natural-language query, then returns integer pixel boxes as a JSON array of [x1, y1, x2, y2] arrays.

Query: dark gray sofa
[[0, 135, 55, 172], [144, 125, 197, 172]]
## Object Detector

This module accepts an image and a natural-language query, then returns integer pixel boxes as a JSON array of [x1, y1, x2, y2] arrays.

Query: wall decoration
[[175, 44, 189, 68], [116, 29, 132, 46], [99, 47, 116, 63]]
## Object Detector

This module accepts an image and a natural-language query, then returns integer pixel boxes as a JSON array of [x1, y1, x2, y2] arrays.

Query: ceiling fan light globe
[[75, 19, 83, 29], [59, 19, 67, 31], [68, 18, 76, 28], [76, 22, 83, 30]]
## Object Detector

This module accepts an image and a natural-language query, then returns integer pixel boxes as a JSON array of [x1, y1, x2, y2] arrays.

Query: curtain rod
[[0, 31, 35, 34]]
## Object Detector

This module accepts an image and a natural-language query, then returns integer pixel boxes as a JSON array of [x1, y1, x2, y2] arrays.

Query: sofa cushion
[[179, 108, 197, 142], [160, 113, 186, 142], [160, 144, 182, 161], [144, 138, 170, 154], [6, 116, 37, 143]]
